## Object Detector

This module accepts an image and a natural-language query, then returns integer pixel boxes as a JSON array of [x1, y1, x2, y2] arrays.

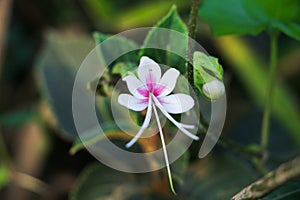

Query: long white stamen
[[126, 96, 153, 148], [153, 104, 176, 194], [152, 95, 199, 140]]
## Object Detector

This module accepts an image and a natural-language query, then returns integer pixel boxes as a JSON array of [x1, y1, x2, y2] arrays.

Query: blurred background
[[0, 0, 300, 200]]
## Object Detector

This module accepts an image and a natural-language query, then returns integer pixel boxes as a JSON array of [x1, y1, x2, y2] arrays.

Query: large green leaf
[[199, 0, 300, 40], [139, 5, 188, 74], [180, 153, 259, 200], [262, 180, 300, 200]]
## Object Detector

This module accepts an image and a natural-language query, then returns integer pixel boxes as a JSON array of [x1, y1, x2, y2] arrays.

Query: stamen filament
[[152, 95, 199, 141], [126, 96, 153, 148], [153, 104, 176, 194]]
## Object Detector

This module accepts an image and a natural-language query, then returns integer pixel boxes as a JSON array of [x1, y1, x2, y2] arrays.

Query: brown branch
[[231, 156, 300, 200], [0, 0, 13, 75], [187, 0, 201, 89]]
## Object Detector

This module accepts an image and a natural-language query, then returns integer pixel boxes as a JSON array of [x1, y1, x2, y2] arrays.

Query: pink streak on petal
[[153, 85, 166, 96], [139, 98, 149, 104], [137, 88, 149, 97], [146, 72, 156, 91]]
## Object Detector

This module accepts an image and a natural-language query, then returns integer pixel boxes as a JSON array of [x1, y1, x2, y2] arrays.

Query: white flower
[[118, 56, 199, 194]]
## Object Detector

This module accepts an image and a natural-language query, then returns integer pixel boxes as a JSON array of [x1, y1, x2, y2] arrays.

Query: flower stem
[[187, 0, 201, 88], [153, 104, 176, 195], [260, 31, 279, 153]]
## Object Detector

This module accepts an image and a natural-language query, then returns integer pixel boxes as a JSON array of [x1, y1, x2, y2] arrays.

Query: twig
[[0, 0, 13, 75], [187, 0, 201, 88], [231, 156, 300, 200]]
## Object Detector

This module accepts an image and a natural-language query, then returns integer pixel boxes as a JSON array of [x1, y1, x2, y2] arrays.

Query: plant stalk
[[260, 31, 279, 153], [187, 0, 201, 88]]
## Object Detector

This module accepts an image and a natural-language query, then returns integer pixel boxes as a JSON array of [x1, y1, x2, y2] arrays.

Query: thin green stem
[[187, 0, 201, 88], [260, 31, 279, 153], [153, 103, 176, 195]]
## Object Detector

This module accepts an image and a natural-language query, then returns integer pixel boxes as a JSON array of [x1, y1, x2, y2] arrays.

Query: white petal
[[118, 94, 148, 111], [160, 94, 194, 114], [138, 56, 161, 84], [152, 95, 199, 141], [123, 75, 145, 99], [158, 68, 180, 97], [126, 97, 152, 148]]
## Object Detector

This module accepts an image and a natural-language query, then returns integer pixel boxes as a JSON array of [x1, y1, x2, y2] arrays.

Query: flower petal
[[123, 75, 145, 99], [157, 68, 180, 97], [152, 95, 199, 141], [126, 96, 152, 148], [118, 94, 148, 111], [138, 56, 161, 84], [159, 94, 194, 114]]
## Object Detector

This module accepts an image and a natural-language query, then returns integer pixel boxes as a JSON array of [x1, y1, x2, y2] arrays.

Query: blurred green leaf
[[36, 30, 94, 139], [69, 164, 148, 200], [0, 108, 37, 127], [199, 0, 300, 40], [84, 0, 190, 31], [262, 180, 300, 199], [0, 165, 10, 189], [180, 153, 259, 200], [70, 121, 134, 155], [93, 32, 139, 67], [112, 62, 137, 77], [216, 36, 300, 145], [139, 5, 188, 74]]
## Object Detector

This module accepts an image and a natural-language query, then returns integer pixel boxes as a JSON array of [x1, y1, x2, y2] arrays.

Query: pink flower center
[[137, 72, 166, 98]]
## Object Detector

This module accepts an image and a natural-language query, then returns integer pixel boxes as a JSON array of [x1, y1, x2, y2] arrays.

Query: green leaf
[[193, 51, 225, 99], [93, 32, 139, 67], [36, 30, 95, 139], [262, 180, 300, 200], [139, 5, 188, 74], [199, 0, 300, 40], [193, 51, 223, 85], [112, 62, 137, 77], [83, 0, 190, 31], [69, 164, 147, 200], [69, 121, 134, 155], [274, 22, 300, 41], [180, 153, 259, 200], [199, 0, 264, 35]]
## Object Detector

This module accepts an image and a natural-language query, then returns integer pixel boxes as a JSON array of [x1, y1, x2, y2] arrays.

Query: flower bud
[[202, 79, 225, 100]]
